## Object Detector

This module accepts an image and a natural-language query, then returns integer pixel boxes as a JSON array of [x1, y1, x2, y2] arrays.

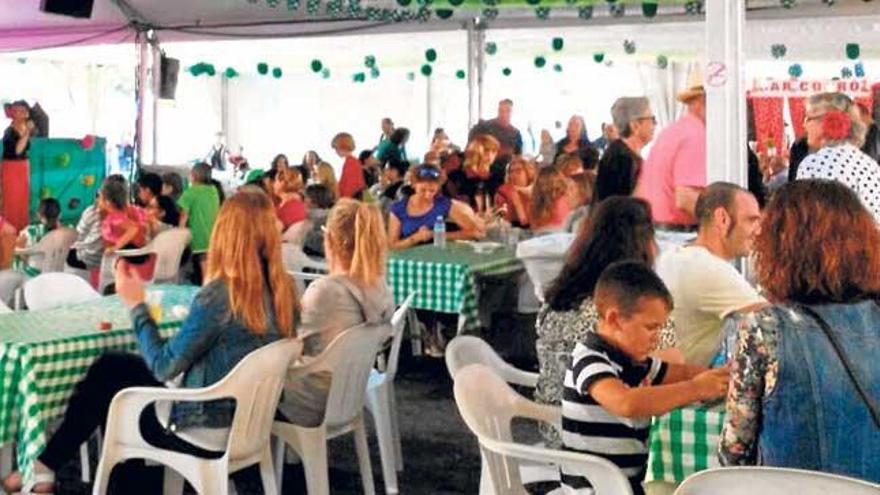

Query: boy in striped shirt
[[561, 262, 729, 494]]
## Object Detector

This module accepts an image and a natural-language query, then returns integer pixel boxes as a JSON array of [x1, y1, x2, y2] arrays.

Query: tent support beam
[[466, 18, 485, 129], [705, 0, 747, 185]]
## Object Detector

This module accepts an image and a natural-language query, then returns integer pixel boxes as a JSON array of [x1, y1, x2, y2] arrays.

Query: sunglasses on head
[[416, 166, 441, 180]]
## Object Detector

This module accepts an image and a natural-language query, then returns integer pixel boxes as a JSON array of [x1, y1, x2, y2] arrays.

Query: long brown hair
[[205, 187, 297, 336], [464, 134, 500, 174], [755, 179, 880, 304], [529, 166, 570, 228], [325, 199, 387, 287]]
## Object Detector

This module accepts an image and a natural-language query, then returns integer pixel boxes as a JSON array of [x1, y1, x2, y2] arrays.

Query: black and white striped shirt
[[561, 333, 667, 494]]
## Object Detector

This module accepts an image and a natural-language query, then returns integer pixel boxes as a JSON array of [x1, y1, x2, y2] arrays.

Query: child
[[161, 172, 184, 201], [561, 261, 729, 495], [137, 172, 180, 234], [98, 178, 153, 282], [37, 198, 61, 233], [333, 132, 366, 199], [67, 176, 128, 283], [177, 162, 220, 285], [274, 167, 307, 231]]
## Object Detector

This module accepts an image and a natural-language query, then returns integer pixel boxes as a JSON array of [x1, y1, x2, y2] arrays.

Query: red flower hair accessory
[[821, 110, 852, 141]]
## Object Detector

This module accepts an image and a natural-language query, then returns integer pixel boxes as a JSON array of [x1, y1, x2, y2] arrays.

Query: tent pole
[[135, 32, 148, 170], [705, 0, 746, 186], [151, 36, 160, 166], [466, 18, 485, 129]]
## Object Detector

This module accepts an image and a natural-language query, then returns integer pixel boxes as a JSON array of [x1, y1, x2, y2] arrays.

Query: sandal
[[2, 471, 54, 495]]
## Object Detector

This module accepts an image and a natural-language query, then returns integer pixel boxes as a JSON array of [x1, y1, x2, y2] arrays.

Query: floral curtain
[[750, 96, 785, 153], [788, 97, 806, 140]]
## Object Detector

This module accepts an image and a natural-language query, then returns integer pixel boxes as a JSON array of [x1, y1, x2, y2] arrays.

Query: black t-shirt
[[157, 195, 181, 227], [555, 137, 600, 170], [2, 127, 28, 160], [595, 139, 641, 201]]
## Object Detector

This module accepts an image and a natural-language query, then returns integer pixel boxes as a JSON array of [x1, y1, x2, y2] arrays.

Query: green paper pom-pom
[[435, 8, 454, 18], [846, 43, 860, 60], [204, 64, 216, 77], [272, 67, 283, 78], [321, 68, 331, 79], [56, 153, 71, 167], [552, 37, 564, 51], [485, 42, 498, 55], [425, 48, 438, 63], [310, 60, 323, 73], [593, 52, 605, 63], [352, 72, 366, 83], [455, 69, 466, 79], [370, 67, 381, 79], [642, 1, 659, 17], [788, 63, 803, 78], [534, 56, 547, 68], [553, 63, 563, 72], [406, 72, 416, 81], [257, 62, 269, 75], [224, 67, 239, 78], [420, 64, 433, 77], [502, 67, 512, 76], [364, 55, 376, 68]]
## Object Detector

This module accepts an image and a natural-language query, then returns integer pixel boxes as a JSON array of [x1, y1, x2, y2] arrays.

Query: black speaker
[[40, 0, 95, 18], [159, 56, 180, 100]]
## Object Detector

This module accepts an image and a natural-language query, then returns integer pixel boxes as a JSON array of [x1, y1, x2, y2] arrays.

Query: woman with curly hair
[[796, 92, 880, 220], [529, 166, 572, 234], [719, 179, 880, 483]]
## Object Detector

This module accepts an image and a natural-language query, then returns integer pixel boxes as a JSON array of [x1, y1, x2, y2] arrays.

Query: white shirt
[[797, 143, 880, 220], [655, 245, 766, 366]]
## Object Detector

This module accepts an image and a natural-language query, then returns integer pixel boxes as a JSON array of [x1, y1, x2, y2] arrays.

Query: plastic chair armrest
[[499, 365, 539, 388], [114, 247, 152, 258]]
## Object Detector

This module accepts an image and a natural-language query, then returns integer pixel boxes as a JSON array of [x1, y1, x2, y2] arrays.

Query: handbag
[[797, 304, 880, 429]]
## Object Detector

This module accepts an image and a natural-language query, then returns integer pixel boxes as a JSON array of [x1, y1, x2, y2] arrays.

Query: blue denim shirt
[[131, 279, 281, 428]]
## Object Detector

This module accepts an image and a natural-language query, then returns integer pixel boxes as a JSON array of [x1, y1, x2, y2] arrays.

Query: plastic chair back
[[674, 467, 880, 495], [33, 227, 77, 273], [288, 322, 391, 429], [385, 291, 417, 380], [23, 272, 100, 310], [223, 339, 304, 462], [515, 233, 574, 303], [454, 364, 630, 495], [445, 335, 539, 388], [150, 228, 192, 283]]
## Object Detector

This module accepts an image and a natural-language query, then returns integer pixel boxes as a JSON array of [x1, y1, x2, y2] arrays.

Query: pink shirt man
[[636, 113, 706, 225]]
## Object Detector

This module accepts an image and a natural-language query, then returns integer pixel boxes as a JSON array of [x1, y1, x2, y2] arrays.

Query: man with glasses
[[637, 72, 707, 238], [595, 97, 657, 201]]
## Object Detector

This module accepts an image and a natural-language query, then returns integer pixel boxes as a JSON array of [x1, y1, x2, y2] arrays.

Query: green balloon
[[552, 37, 564, 51], [310, 60, 323, 73], [364, 55, 376, 68], [257, 62, 269, 75], [553, 63, 563, 72], [593, 52, 605, 63], [205, 64, 216, 77], [425, 48, 438, 63], [502, 67, 512, 76], [485, 42, 498, 55], [455, 69, 466, 79], [421, 64, 433, 77], [435, 8, 454, 19], [224, 67, 239, 78], [534, 56, 547, 68], [370, 67, 380, 78], [272, 67, 283, 78], [846, 43, 860, 60], [321, 68, 331, 79]]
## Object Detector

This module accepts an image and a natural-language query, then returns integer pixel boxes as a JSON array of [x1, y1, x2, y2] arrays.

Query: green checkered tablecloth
[[0, 284, 198, 484], [646, 404, 726, 484], [387, 242, 523, 333]]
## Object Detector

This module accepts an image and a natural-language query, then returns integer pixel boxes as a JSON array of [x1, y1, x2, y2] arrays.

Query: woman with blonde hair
[[494, 156, 535, 228], [2, 187, 297, 494], [278, 198, 395, 426], [274, 167, 307, 230], [314, 161, 339, 201], [530, 166, 573, 234], [463, 134, 501, 214], [388, 164, 485, 249], [796, 91, 880, 220]]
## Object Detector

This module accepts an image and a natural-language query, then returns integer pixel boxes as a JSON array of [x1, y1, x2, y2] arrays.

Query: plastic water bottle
[[433, 216, 446, 248]]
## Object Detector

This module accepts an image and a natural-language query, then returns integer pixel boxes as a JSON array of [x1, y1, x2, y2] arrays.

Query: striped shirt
[[561, 333, 668, 495]]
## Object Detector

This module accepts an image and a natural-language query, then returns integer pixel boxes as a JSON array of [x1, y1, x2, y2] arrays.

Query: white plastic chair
[[15, 227, 77, 273], [21, 272, 100, 311], [365, 292, 417, 495], [674, 466, 880, 495], [113, 228, 192, 284], [515, 233, 575, 305], [92, 338, 303, 495], [453, 364, 633, 495], [445, 335, 538, 388], [282, 244, 328, 296], [272, 322, 392, 495]]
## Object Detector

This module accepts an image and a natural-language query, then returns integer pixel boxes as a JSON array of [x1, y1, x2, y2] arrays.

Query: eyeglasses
[[637, 115, 657, 124], [416, 166, 441, 180]]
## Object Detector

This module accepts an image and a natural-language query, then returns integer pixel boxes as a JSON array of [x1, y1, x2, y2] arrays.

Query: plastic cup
[[145, 290, 163, 323]]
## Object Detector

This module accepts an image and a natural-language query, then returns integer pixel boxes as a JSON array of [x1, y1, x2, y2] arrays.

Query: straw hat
[[677, 66, 705, 103]]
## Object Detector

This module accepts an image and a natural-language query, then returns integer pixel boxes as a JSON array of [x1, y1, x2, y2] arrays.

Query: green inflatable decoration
[[502, 67, 512, 76], [552, 37, 564, 51], [310, 60, 323, 73], [553, 63, 563, 72], [370, 67, 381, 78], [224, 67, 239, 78], [456, 69, 466, 79], [593, 52, 605, 63], [485, 42, 498, 55], [425, 48, 438, 63], [272, 67, 283, 78], [534, 56, 547, 68], [406, 72, 416, 81], [321, 68, 331, 79], [435, 8, 454, 18], [364, 55, 376, 68], [421, 64, 433, 76], [642, 1, 659, 17], [846, 43, 860, 60], [257, 62, 269, 75]]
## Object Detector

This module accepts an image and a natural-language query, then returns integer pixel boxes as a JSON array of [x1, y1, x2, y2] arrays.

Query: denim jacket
[[131, 279, 281, 428]]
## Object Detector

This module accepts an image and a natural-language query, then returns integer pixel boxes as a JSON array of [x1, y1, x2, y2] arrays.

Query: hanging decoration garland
[[352, 72, 367, 83], [189, 62, 216, 77]]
